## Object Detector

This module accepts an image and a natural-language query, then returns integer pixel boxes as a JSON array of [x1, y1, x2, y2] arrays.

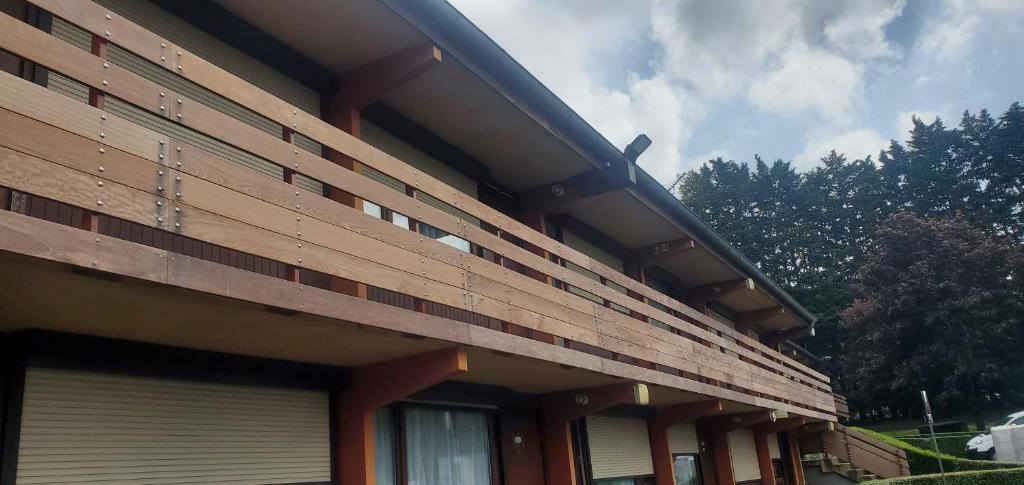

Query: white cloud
[[918, 0, 1024, 61], [795, 128, 888, 169], [748, 44, 864, 121], [823, 0, 907, 60]]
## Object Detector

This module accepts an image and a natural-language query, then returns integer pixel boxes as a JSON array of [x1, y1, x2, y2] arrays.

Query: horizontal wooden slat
[[0, 208, 837, 421], [27, 0, 831, 387], [0, 29, 834, 410], [0, 72, 832, 410]]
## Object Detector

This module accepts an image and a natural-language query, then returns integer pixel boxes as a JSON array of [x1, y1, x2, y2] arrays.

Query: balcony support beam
[[686, 277, 755, 313], [337, 347, 467, 485], [634, 237, 696, 268], [648, 399, 723, 485], [541, 382, 649, 485], [520, 161, 637, 213], [735, 306, 785, 336]]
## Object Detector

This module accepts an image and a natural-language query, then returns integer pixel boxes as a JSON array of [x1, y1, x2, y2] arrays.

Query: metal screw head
[[157, 201, 162, 207], [160, 56, 166, 61], [99, 166, 105, 172], [99, 148, 106, 154], [174, 207, 180, 213], [105, 14, 111, 19], [96, 200, 104, 206], [176, 114, 182, 119], [159, 154, 164, 159], [97, 181, 104, 187], [100, 114, 106, 120], [177, 98, 182, 104], [104, 30, 110, 36], [175, 192, 181, 198], [177, 65, 182, 71], [160, 92, 165, 97], [157, 217, 164, 223], [103, 62, 109, 68], [99, 132, 106, 138], [161, 43, 166, 48], [298, 258, 302, 263], [157, 186, 164, 191], [158, 170, 164, 176], [175, 222, 181, 228], [160, 106, 165, 111], [176, 147, 181, 152], [159, 139, 165, 145], [102, 80, 109, 86], [175, 176, 181, 182]]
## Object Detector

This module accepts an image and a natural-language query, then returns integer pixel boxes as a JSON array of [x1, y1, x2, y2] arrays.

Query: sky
[[447, 0, 1024, 184]]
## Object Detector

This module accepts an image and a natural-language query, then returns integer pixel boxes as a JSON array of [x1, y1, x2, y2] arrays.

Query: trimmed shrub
[[851, 428, 1020, 475], [901, 435, 976, 458], [918, 421, 968, 434], [863, 467, 1024, 484]]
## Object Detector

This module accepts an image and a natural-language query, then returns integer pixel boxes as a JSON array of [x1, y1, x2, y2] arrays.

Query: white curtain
[[404, 407, 491, 485], [673, 455, 700, 485], [376, 408, 397, 485]]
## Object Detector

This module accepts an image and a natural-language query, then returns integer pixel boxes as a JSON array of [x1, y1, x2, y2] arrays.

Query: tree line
[[675, 102, 1024, 423]]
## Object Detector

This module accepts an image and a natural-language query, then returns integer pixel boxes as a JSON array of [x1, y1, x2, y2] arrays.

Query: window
[[672, 453, 702, 485], [405, 407, 491, 485]]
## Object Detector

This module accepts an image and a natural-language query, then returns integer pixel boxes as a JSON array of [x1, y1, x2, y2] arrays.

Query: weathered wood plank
[[0, 209, 836, 420], [0, 102, 831, 408], [23, 0, 830, 385]]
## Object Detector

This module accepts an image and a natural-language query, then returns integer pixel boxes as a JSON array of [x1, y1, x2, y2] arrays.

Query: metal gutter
[[382, 0, 817, 328]]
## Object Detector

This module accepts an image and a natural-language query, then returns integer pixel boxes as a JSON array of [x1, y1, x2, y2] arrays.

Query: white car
[[966, 411, 1024, 460]]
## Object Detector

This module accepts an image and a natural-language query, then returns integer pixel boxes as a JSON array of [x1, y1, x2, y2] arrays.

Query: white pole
[[921, 390, 946, 483]]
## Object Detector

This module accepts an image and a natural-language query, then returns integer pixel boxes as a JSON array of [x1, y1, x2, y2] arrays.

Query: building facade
[[0, 1, 865, 484]]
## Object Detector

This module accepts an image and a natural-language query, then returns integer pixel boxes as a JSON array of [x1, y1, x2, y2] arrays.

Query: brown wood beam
[[541, 382, 649, 485], [754, 431, 776, 485], [634, 237, 696, 267], [335, 42, 441, 112], [702, 410, 776, 433], [685, 277, 754, 313], [787, 432, 807, 485], [735, 306, 785, 335], [338, 347, 467, 485], [755, 417, 807, 435], [520, 162, 638, 214], [649, 399, 723, 485]]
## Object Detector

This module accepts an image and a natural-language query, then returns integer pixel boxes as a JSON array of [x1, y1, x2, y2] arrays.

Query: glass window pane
[[405, 407, 491, 485], [595, 479, 635, 485], [392, 212, 410, 230], [673, 455, 700, 485], [375, 408, 396, 485], [364, 201, 383, 219]]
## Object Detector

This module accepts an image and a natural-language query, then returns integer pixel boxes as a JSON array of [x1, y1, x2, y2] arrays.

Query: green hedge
[[863, 467, 1024, 484], [900, 435, 976, 458], [918, 422, 968, 434], [851, 428, 1020, 475]]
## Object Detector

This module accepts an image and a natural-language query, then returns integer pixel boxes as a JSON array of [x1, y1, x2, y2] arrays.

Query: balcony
[[0, 0, 836, 421]]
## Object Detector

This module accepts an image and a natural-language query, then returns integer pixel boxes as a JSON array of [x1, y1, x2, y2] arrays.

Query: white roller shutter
[[17, 368, 331, 484], [586, 415, 654, 480], [728, 429, 761, 483], [668, 423, 700, 455], [768, 432, 781, 459]]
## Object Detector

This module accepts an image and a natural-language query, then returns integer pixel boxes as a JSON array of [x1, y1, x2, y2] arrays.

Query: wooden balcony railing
[[0, 0, 837, 419], [801, 425, 910, 479]]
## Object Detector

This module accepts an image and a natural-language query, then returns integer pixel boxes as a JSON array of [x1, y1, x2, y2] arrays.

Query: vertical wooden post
[[623, 254, 650, 322], [336, 348, 468, 485], [787, 433, 806, 485], [708, 429, 735, 485], [649, 422, 675, 485], [754, 432, 776, 485]]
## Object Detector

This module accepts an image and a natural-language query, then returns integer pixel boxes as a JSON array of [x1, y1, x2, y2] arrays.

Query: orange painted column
[[336, 347, 468, 485], [754, 432, 776, 485], [649, 420, 675, 485], [540, 383, 647, 485], [787, 433, 806, 485], [709, 429, 735, 485]]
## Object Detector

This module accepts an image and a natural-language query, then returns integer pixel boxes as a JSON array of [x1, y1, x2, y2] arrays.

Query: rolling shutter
[[17, 368, 331, 484], [728, 429, 761, 483], [767, 432, 781, 459], [668, 423, 700, 455], [586, 415, 654, 480], [561, 229, 624, 273], [361, 121, 481, 227], [45, 1, 325, 195]]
